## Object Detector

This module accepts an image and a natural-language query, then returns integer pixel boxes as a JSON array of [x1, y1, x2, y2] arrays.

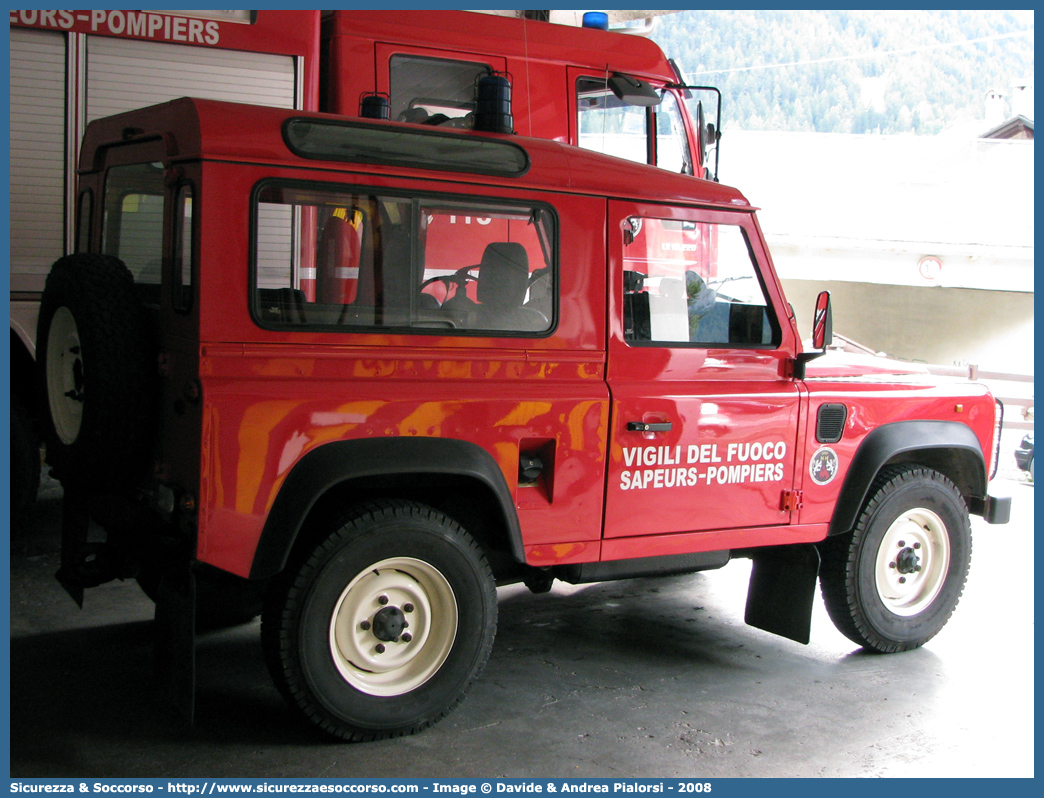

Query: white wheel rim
[[45, 307, 84, 445], [329, 556, 457, 697], [874, 508, 950, 616]]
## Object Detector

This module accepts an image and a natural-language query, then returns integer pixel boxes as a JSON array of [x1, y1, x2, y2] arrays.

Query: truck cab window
[[577, 79, 692, 174], [389, 54, 492, 127], [576, 76, 650, 165], [623, 217, 777, 347]]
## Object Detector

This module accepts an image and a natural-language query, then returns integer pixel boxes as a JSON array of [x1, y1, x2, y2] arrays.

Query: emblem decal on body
[[809, 447, 839, 486]]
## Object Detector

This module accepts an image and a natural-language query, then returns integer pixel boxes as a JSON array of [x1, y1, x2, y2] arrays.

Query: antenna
[[522, 17, 533, 137]]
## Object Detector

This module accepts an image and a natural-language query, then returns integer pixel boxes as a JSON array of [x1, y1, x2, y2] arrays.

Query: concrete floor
[[8, 471, 1034, 779]]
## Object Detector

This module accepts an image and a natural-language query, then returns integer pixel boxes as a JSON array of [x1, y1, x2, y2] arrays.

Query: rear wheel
[[819, 466, 971, 653], [262, 500, 497, 740]]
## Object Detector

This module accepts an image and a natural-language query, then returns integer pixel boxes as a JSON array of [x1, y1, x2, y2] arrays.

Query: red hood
[[803, 350, 934, 381]]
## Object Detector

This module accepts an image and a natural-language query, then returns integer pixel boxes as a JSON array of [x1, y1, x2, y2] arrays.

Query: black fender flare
[[828, 420, 987, 537], [249, 437, 523, 579]]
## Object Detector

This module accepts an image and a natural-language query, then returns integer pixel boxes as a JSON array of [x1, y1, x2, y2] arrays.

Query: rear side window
[[252, 182, 556, 336], [173, 184, 195, 312]]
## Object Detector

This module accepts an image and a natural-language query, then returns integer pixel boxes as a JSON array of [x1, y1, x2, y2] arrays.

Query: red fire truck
[[321, 10, 718, 175]]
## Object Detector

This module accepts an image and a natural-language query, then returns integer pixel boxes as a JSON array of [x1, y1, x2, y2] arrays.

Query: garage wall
[[784, 278, 1034, 375]]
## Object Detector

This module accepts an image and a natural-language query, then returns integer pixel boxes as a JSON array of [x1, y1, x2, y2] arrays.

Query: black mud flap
[[55, 485, 91, 608], [744, 544, 820, 645], [971, 494, 1011, 525], [55, 486, 146, 603], [153, 563, 197, 726]]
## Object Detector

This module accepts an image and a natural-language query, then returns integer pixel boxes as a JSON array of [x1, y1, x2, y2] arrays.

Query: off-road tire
[[261, 500, 497, 741], [819, 465, 971, 653], [10, 394, 40, 538], [36, 254, 156, 490]]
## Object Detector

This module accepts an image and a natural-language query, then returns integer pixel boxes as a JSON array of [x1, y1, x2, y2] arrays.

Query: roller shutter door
[[86, 36, 296, 121], [9, 33, 296, 293], [86, 38, 298, 285], [10, 28, 67, 292]]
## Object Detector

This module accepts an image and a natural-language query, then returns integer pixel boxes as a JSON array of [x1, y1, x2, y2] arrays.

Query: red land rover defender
[[37, 97, 1010, 740]]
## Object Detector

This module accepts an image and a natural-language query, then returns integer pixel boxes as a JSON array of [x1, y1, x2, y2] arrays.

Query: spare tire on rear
[[36, 254, 157, 490]]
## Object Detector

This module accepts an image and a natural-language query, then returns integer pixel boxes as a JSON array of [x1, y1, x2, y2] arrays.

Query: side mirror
[[794, 291, 832, 379], [670, 80, 722, 181], [811, 290, 832, 350], [695, 101, 721, 182]]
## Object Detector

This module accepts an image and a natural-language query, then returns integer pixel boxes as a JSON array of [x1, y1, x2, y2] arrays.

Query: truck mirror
[[794, 291, 832, 379], [811, 290, 832, 351], [696, 103, 710, 178]]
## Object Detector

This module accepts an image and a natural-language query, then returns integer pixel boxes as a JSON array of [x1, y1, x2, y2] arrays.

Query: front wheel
[[819, 466, 972, 653], [262, 500, 497, 740]]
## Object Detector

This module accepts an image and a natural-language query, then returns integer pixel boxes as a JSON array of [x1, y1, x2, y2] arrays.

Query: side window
[[623, 216, 777, 347], [102, 162, 165, 290], [173, 184, 194, 312], [576, 76, 649, 165], [655, 91, 693, 175], [253, 183, 555, 336], [389, 55, 491, 127], [577, 80, 694, 175]]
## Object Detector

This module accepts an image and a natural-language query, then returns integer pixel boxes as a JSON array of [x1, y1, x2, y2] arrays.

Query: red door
[[603, 200, 803, 552]]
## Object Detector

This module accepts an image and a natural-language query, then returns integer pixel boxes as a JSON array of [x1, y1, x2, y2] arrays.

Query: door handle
[[627, 421, 673, 433]]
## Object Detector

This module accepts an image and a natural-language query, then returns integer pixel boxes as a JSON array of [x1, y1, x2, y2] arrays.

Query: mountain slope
[[651, 10, 1034, 134]]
